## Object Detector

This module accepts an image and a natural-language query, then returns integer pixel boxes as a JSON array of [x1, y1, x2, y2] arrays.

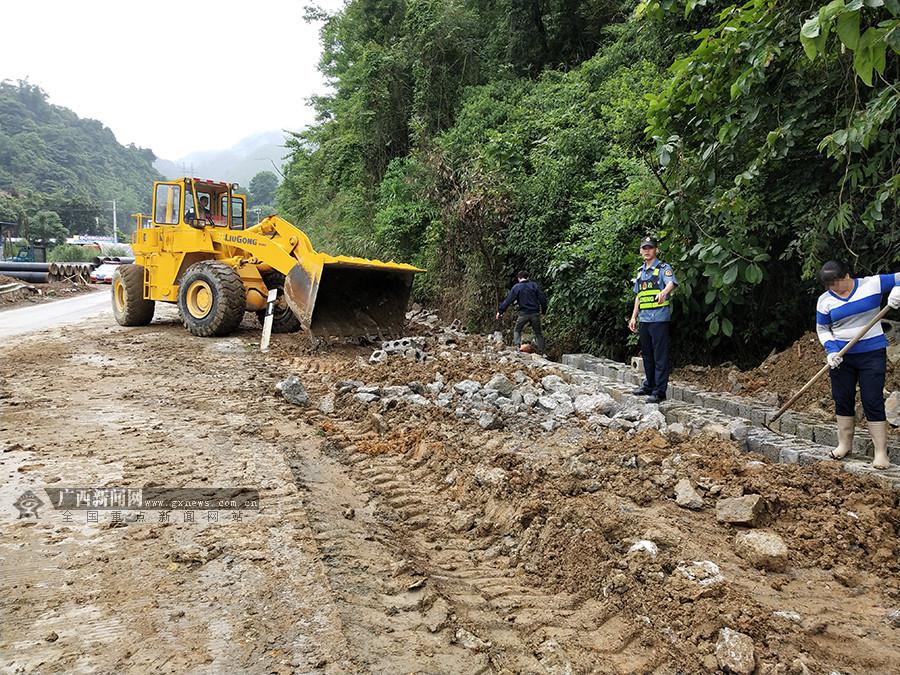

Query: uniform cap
[[640, 236, 658, 249]]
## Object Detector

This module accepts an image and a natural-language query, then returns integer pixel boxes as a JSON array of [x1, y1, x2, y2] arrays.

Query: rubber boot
[[831, 415, 855, 460], [868, 420, 891, 469]]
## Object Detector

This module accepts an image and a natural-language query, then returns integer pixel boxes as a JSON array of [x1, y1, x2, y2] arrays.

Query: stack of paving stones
[[559, 354, 900, 490]]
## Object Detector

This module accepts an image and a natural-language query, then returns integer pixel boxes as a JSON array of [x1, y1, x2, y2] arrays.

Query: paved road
[[0, 290, 110, 339]]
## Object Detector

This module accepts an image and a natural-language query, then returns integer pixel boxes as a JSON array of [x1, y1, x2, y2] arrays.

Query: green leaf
[[836, 11, 861, 50], [822, 0, 846, 22], [886, 0, 900, 15], [854, 45, 875, 85], [846, 0, 864, 9], [801, 16, 821, 39], [721, 317, 734, 337], [800, 33, 818, 60], [864, 0, 884, 7], [723, 265, 739, 285], [873, 39, 887, 75], [709, 316, 720, 336], [833, 129, 848, 145]]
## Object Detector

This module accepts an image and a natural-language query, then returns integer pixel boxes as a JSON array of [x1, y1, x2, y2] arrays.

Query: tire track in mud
[[280, 405, 657, 674]]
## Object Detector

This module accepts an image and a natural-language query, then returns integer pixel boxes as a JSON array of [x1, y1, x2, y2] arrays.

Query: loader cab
[[151, 178, 246, 230]]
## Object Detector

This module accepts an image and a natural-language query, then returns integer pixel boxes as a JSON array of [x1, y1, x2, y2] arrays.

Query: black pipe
[[0, 262, 51, 272], [1, 270, 49, 283]]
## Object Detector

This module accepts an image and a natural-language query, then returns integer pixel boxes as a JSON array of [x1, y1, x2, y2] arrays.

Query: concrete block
[[561, 354, 586, 369], [703, 395, 730, 413], [812, 425, 838, 447], [775, 412, 798, 436], [798, 448, 830, 465], [681, 387, 701, 405], [795, 422, 815, 442], [779, 447, 800, 464], [749, 407, 769, 427], [746, 431, 780, 461], [735, 402, 754, 420], [723, 399, 743, 417], [853, 434, 874, 457], [668, 384, 683, 401]]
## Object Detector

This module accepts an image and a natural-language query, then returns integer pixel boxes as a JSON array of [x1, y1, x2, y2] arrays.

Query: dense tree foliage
[[0, 80, 161, 243], [249, 170, 279, 209], [279, 0, 899, 363]]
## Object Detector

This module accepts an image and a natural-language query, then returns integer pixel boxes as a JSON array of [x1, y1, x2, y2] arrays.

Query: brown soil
[[2, 309, 899, 673], [676, 331, 900, 417], [0, 272, 100, 307]]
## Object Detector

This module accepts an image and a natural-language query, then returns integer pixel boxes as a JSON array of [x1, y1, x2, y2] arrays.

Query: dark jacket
[[499, 280, 547, 315]]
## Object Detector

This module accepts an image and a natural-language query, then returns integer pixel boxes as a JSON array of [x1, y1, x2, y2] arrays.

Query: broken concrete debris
[[674, 478, 704, 510], [715, 627, 756, 675], [734, 530, 789, 572], [276, 375, 310, 406], [716, 494, 766, 527]]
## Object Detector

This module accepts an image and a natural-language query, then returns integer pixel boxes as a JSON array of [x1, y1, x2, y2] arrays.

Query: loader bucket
[[284, 258, 418, 337]]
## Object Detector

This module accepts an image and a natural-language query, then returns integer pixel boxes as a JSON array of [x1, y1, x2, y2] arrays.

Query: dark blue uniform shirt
[[499, 280, 547, 315]]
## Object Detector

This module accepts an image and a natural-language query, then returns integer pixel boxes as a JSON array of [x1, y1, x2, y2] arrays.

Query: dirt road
[[2, 305, 900, 673]]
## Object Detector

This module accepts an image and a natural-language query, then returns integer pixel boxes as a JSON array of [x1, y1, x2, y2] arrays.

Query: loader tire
[[112, 264, 154, 326], [178, 261, 246, 337], [255, 272, 302, 333]]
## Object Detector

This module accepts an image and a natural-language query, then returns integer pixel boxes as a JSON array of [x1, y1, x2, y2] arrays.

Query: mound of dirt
[[0, 272, 100, 307], [676, 332, 900, 417]]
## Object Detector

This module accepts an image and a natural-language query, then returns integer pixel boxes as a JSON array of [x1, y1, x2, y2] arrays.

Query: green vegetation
[[279, 0, 898, 362], [0, 80, 161, 247], [249, 170, 279, 214]]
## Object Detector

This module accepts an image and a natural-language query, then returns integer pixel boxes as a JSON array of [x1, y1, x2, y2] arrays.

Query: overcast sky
[[0, 0, 345, 160]]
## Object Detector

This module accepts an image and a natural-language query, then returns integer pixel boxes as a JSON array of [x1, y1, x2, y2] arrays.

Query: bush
[[48, 244, 102, 263]]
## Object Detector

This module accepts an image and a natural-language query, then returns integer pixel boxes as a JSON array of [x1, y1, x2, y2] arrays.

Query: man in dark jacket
[[496, 271, 547, 354]]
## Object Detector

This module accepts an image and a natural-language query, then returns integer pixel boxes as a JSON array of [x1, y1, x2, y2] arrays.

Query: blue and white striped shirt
[[816, 274, 900, 354]]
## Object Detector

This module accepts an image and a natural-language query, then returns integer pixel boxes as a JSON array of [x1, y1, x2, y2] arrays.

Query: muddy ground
[[2, 306, 900, 673], [0, 273, 100, 307], [674, 331, 900, 420]]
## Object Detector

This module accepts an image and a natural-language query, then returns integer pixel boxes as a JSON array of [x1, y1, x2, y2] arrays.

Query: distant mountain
[[0, 80, 161, 236], [154, 131, 289, 187]]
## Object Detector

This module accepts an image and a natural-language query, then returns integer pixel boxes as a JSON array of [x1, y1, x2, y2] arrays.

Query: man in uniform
[[628, 236, 677, 403]]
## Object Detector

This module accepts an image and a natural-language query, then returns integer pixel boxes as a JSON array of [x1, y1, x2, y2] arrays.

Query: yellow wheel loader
[[112, 177, 422, 337]]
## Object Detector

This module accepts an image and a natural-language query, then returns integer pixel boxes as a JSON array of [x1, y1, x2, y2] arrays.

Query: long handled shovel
[[766, 305, 892, 430]]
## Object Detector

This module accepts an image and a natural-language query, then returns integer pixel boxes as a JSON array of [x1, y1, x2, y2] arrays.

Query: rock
[[355, 393, 379, 404], [407, 381, 426, 395], [537, 396, 558, 411], [619, 407, 642, 422], [424, 597, 451, 633], [637, 410, 666, 432], [674, 478, 704, 509], [276, 376, 309, 406], [485, 373, 515, 397], [369, 349, 388, 364], [540, 419, 556, 432], [478, 412, 502, 430], [627, 540, 658, 557], [455, 627, 491, 652], [734, 530, 788, 572], [886, 391, 900, 427], [666, 422, 686, 438], [573, 393, 616, 417], [553, 400, 575, 418], [701, 423, 731, 440], [489, 331, 504, 345], [451, 512, 475, 532], [343, 507, 355, 520], [728, 419, 751, 442], [405, 394, 430, 406], [44, 631, 58, 642], [716, 494, 766, 527], [318, 393, 335, 414], [672, 560, 725, 600], [523, 392, 538, 408], [474, 466, 507, 486], [454, 379, 482, 396], [336, 379, 363, 393], [426, 380, 444, 395], [886, 608, 900, 628], [715, 628, 756, 675], [435, 393, 453, 408], [773, 610, 803, 623], [540, 374, 568, 393]]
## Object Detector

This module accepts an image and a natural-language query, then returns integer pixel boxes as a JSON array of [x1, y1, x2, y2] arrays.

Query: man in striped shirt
[[816, 260, 900, 468]]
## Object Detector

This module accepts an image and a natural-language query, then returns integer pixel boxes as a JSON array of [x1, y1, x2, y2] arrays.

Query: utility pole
[[112, 199, 118, 244]]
